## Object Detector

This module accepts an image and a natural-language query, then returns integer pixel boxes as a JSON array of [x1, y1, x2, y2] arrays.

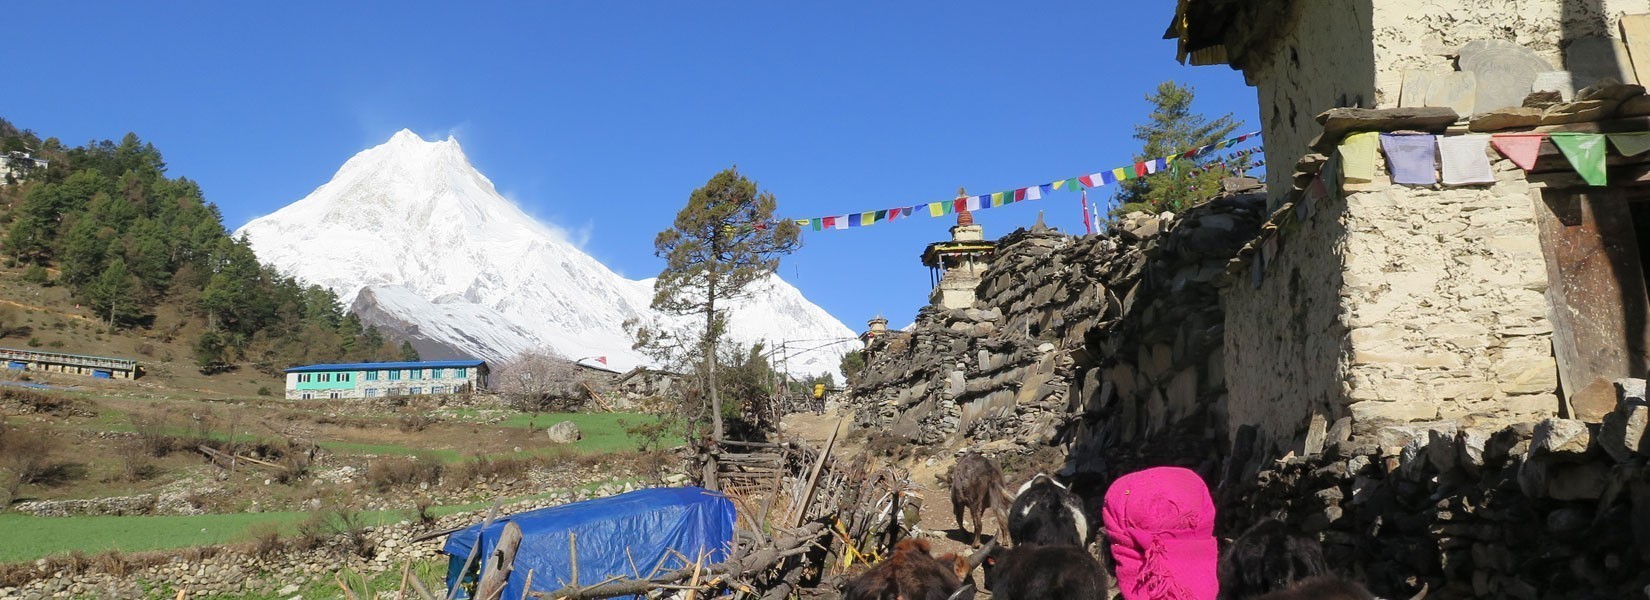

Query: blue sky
[[3, 2, 1258, 331]]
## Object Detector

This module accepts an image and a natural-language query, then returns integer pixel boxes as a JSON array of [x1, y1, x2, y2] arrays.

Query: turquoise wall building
[[283, 359, 489, 400]]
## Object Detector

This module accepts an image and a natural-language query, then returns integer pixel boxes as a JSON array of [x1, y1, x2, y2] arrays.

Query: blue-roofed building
[[282, 359, 489, 400]]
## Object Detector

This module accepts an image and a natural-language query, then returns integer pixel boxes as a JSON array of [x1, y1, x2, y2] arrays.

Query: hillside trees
[[1112, 81, 1247, 216], [0, 120, 405, 370], [650, 167, 800, 486]]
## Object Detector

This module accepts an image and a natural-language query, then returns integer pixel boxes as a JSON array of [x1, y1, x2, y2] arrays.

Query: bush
[[25, 337, 39, 347], [396, 413, 436, 433], [0, 418, 81, 488], [131, 415, 183, 457], [256, 386, 272, 397], [46, 340, 63, 348], [415, 497, 437, 527], [365, 456, 443, 491], [117, 440, 161, 482], [449, 455, 534, 488], [22, 264, 48, 285], [246, 522, 286, 559], [134, 342, 155, 357]]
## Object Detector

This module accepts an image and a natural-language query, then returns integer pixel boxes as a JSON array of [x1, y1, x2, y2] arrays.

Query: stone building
[[1168, 0, 1650, 466]]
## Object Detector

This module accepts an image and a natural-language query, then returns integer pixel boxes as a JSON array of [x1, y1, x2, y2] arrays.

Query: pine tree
[[1112, 81, 1245, 216], [85, 258, 140, 328], [651, 167, 800, 485], [398, 341, 420, 362]]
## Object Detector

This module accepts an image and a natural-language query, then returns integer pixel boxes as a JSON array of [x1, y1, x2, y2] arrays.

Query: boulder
[[545, 420, 583, 444], [1531, 418, 1592, 456], [1468, 107, 1544, 132], [1599, 378, 1650, 462]]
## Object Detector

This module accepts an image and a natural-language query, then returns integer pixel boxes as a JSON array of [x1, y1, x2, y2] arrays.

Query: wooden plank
[[476, 521, 524, 600], [1622, 14, 1650, 88], [1533, 187, 1650, 420]]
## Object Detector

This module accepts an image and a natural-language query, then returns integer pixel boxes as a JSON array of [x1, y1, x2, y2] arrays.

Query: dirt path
[[779, 404, 998, 565]]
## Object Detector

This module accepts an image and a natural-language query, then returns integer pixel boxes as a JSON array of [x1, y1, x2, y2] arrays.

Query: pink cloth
[[1103, 467, 1219, 600]]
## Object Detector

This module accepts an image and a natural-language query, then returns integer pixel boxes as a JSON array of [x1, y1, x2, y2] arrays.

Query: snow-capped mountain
[[236, 129, 858, 376]]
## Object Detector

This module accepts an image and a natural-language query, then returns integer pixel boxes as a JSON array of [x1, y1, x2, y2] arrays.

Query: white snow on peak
[[236, 130, 858, 376]]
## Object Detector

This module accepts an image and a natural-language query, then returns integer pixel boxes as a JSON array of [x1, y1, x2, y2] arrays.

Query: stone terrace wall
[[1220, 380, 1650, 600]]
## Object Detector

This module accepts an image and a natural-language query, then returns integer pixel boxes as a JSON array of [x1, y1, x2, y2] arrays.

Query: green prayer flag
[[811, 218, 822, 231], [1066, 177, 1083, 190], [1550, 133, 1608, 186]]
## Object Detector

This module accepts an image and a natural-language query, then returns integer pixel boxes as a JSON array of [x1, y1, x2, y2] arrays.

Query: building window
[[301, 392, 313, 400], [342, 373, 351, 382], [390, 370, 401, 381], [329, 391, 340, 399], [455, 367, 467, 378], [434, 369, 445, 379], [365, 389, 379, 398], [410, 387, 423, 395], [365, 371, 377, 381], [432, 385, 447, 395]]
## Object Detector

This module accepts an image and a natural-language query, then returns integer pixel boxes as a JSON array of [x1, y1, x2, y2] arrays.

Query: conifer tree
[[86, 258, 140, 328], [651, 167, 800, 481], [1112, 81, 1245, 216], [398, 341, 420, 362]]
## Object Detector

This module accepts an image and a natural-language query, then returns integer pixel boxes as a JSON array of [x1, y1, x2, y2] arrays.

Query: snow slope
[[236, 130, 857, 375]]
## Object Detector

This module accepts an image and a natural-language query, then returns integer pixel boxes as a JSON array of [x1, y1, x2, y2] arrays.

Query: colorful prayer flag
[[1550, 132, 1608, 186], [1380, 133, 1438, 185], [1438, 134, 1495, 186], [1339, 131, 1380, 183], [1608, 132, 1650, 157], [1490, 133, 1545, 171]]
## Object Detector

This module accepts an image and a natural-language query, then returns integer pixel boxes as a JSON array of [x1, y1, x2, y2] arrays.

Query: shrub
[[46, 340, 62, 348], [134, 342, 155, 357], [415, 497, 437, 527], [365, 456, 443, 491], [25, 337, 39, 347], [256, 386, 272, 397], [246, 523, 285, 559], [0, 418, 74, 486], [449, 455, 534, 488], [328, 509, 374, 559], [396, 413, 436, 433], [21, 264, 48, 285], [117, 441, 162, 482], [131, 415, 182, 457]]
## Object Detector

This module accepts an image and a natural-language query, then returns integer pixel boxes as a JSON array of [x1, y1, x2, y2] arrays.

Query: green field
[[0, 477, 641, 564], [497, 411, 685, 453]]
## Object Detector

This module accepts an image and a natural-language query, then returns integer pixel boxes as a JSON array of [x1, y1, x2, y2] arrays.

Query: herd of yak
[[841, 452, 1424, 600]]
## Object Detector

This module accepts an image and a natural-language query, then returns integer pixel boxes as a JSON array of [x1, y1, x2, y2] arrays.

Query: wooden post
[[788, 420, 842, 528], [477, 521, 524, 600]]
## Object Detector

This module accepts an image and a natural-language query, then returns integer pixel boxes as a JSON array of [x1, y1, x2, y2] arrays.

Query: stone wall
[[1246, 0, 1378, 207], [1220, 379, 1650, 600], [1224, 142, 1563, 465], [848, 184, 1268, 466], [1370, 0, 1650, 103]]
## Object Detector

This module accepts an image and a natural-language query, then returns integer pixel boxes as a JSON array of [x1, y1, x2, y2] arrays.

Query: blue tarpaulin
[[442, 487, 736, 599]]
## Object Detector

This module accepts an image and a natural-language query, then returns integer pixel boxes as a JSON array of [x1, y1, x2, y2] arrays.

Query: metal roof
[[284, 359, 486, 373]]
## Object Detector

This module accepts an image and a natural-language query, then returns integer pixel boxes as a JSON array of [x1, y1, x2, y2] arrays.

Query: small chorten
[[922, 187, 996, 310]]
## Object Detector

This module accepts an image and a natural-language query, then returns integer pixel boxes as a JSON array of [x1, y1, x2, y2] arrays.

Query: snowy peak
[[237, 130, 859, 377]]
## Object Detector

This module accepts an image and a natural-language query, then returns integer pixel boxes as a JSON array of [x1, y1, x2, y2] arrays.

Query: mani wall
[[848, 182, 1270, 471]]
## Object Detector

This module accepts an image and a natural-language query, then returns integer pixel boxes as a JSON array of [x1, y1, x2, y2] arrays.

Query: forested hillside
[[0, 118, 414, 375]]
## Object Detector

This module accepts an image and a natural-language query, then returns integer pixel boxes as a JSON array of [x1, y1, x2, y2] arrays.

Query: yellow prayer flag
[[928, 203, 945, 217], [1339, 131, 1379, 183]]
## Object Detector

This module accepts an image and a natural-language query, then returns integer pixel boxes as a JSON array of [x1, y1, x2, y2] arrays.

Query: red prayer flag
[[1014, 188, 1026, 202], [1080, 189, 1093, 235], [822, 216, 836, 228], [1491, 133, 1546, 171]]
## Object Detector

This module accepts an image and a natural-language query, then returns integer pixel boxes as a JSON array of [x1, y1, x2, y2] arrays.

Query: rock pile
[[1221, 378, 1650, 600]]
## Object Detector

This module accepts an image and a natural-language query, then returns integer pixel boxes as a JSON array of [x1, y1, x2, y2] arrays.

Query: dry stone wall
[[849, 184, 1269, 467], [1221, 379, 1650, 600]]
